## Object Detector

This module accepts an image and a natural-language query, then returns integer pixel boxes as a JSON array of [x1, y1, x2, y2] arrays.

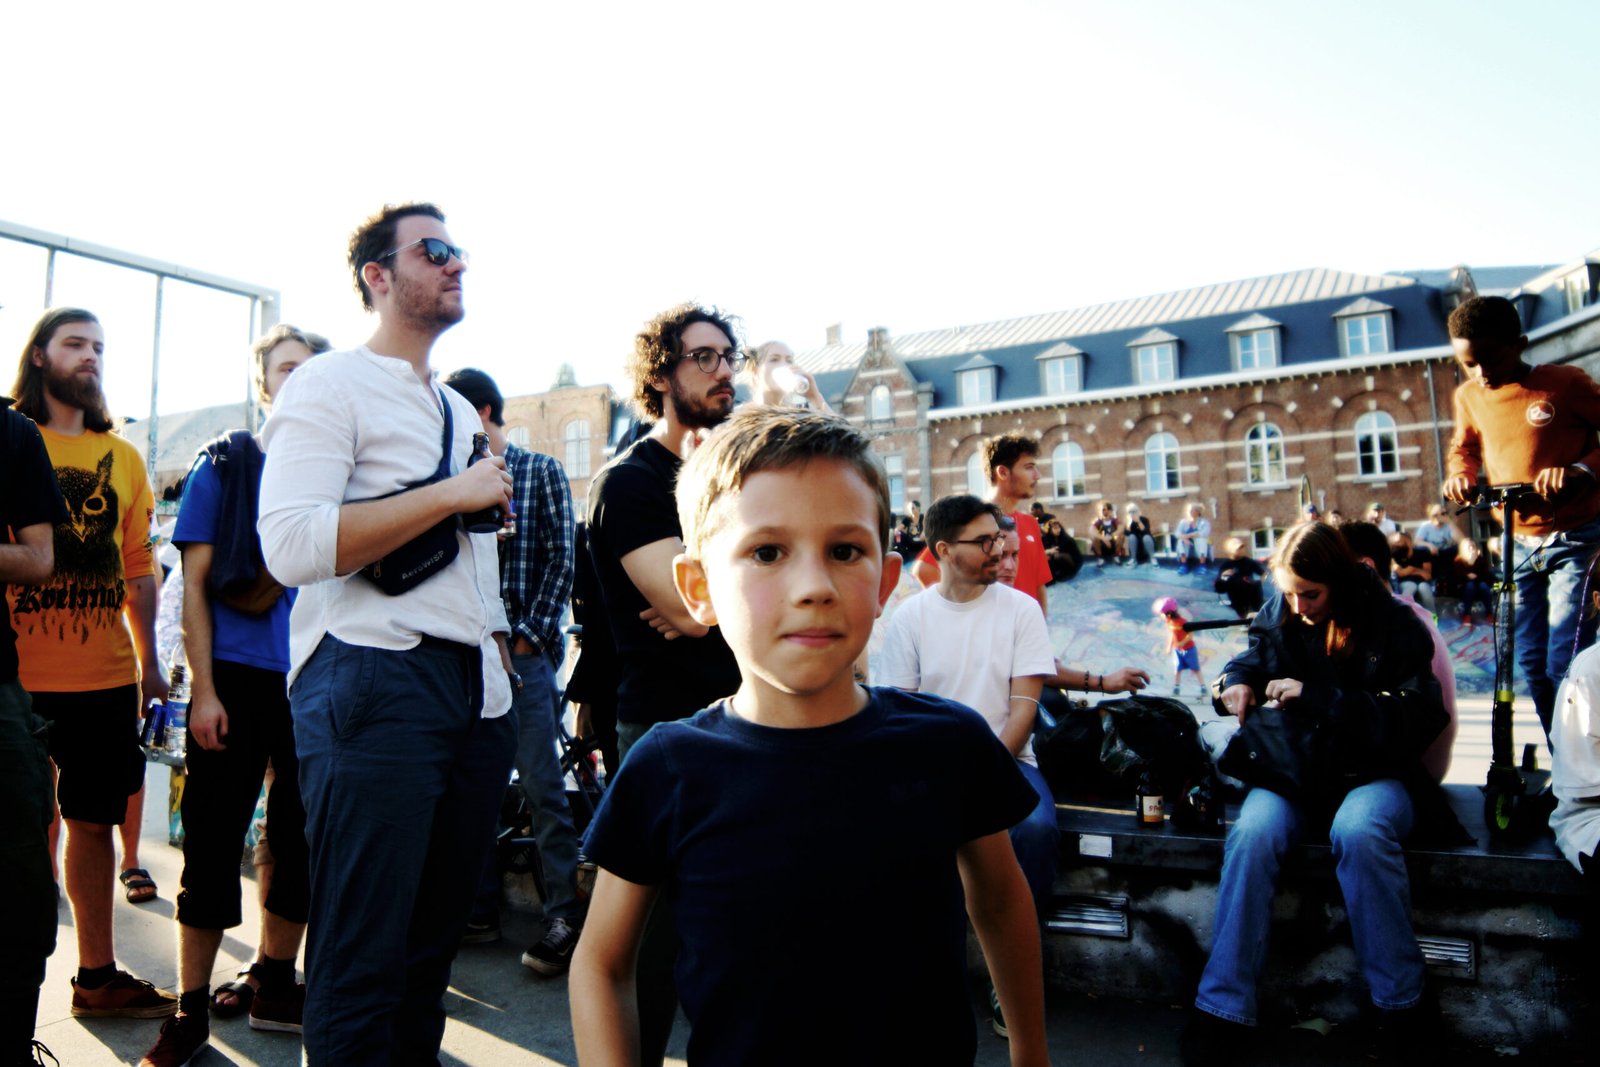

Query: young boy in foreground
[[570, 407, 1050, 1066]]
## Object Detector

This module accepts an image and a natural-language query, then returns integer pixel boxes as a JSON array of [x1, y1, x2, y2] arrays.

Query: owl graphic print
[[9, 427, 156, 692]]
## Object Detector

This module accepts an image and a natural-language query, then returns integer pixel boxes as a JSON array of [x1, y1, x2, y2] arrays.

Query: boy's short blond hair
[[677, 407, 891, 558]]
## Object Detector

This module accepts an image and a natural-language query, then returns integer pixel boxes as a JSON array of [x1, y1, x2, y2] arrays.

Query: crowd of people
[[4, 201, 1600, 1067]]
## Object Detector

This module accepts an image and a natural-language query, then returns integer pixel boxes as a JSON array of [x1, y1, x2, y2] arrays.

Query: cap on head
[[1152, 596, 1179, 616]]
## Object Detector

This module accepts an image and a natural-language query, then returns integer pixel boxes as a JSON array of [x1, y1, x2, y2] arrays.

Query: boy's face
[[675, 458, 900, 709], [1452, 335, 1527, 389]]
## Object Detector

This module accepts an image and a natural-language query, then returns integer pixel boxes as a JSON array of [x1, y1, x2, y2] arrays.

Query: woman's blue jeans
[[1195, 780, 1424, 1025]]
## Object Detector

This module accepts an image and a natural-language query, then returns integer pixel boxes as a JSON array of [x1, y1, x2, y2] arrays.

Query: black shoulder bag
[[360, 390, 461, 595]]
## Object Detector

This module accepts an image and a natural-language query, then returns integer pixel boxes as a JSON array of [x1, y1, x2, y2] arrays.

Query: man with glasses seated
[[583, 303, 743, 1066], [881, 498, 1058, 900]]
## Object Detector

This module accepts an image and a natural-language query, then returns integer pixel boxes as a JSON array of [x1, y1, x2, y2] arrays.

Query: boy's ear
[[673, 553, 719, 627], [876, 550, 903, 616]]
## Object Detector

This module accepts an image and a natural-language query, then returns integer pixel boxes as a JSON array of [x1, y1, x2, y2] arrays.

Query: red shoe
[[71, 972, 178, 1019], [249, 982, 304, 1034]]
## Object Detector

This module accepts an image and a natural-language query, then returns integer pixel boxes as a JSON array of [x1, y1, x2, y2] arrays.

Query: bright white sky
[[1, 0, 1596, 423]]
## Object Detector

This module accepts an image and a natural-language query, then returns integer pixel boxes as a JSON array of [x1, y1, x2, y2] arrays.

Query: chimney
[[825, 323, 843, 346], [867, 326, 889, 353]]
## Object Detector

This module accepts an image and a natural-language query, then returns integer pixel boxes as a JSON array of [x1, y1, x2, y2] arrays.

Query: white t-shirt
[[879, 583, 1057, 765], [1550, 643, 1600, 871]]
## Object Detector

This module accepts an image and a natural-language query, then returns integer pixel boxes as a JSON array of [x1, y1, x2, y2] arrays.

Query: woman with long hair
[[1184, 521, 1452, 1064]]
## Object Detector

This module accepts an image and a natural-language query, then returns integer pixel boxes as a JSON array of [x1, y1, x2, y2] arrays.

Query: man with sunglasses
[[257, 203, 517, 1066], [583, 303, 743, 1065]]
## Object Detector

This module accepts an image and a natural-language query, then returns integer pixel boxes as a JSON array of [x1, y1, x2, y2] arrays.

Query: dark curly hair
[[347, 202, 446, 311], [980, 432, 1040, 484], [1447, 295, 1523, 344], [626, 303, 740, 420]]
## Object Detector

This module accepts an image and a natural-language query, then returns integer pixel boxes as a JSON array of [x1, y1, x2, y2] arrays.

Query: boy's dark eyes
[[751, 545, 782, 564], [830, 544, 866, 562]]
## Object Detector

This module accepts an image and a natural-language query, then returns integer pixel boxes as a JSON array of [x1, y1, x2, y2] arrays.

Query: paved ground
[[35, 562, 1552, 1065]]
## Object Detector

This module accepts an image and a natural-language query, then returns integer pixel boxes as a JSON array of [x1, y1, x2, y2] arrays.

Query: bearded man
[[582, 303, 744, 1065]]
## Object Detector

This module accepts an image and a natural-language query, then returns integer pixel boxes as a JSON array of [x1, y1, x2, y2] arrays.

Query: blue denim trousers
[[291, 636, 515, 1067], [473, 652, 582, 924], [1513, 515, 1600, 738], [1012, 761, 1060, 916], [1195, 780, 1423, 1026]]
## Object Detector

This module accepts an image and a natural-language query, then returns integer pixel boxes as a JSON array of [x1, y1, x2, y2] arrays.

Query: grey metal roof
[[795, 266, 1419, 373], [1225, 312, 1282, 333], [1332, 297, 1395, 317]]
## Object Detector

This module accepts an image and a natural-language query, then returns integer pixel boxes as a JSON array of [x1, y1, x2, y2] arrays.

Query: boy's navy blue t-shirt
[[584, 686, 1038, 1066]]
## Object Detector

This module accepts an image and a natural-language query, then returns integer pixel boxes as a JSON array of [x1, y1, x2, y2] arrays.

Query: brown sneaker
[[71, 971, 179, 1019], [138, 1014, 209, 1067], [248, 983, 304, 1034]]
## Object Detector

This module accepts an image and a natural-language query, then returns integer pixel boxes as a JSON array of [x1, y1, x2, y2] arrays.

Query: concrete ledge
[[1029, 783, 1590, 1052], [1055, 784, 1583, 898]]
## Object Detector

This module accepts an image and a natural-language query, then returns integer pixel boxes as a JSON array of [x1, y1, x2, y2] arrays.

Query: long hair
[[1271, 520, 1388, 659], [11, 307, 113, 432]]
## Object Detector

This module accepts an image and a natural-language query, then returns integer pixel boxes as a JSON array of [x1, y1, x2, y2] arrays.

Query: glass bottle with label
[[1135, 772, 1164, 827]]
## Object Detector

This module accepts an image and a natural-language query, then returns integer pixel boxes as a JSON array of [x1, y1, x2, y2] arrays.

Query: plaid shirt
[[500, 443, 575, 659]]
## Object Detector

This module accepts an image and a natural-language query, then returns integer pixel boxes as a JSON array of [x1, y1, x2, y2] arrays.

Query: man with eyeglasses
[[582, 302, 743, 1064], [257, 203, 517, 1066], [880, 493, 1059, 1037]]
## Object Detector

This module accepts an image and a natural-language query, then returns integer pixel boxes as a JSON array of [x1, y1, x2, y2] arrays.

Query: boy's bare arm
[[570, 870, 659, 1066], [959, 832, 1050, 1067]]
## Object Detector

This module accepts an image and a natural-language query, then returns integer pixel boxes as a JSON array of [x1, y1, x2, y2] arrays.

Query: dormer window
[[1333, 298, 1394, 357], [955, 354, 997, 407], [1128, 328, 1179, 385], [1226, 314, 1281, 371], [1562, 264, 1599, 315], [1035, 341, 1084, 397]]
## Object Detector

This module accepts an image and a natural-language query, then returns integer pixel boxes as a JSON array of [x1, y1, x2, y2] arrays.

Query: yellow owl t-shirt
[[9, 426, 156, 693]]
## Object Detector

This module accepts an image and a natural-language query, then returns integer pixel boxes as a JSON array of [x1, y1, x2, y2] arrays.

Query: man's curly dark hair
[[626, 303, 741, 420], [1447, 295, 1523, 344]]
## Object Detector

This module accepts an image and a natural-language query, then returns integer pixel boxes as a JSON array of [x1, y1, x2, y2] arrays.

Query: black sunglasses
[[378, 237, 468, 267]]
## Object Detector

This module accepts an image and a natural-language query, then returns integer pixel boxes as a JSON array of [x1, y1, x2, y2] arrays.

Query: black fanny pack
[[360, 390, 461, 596]]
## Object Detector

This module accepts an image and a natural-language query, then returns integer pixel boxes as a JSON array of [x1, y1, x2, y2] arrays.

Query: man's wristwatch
[[1572, 462, 1595, 481]]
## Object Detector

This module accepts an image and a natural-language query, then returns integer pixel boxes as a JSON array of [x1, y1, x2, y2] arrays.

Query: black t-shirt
[[1, 402, 70, 684], [586, 436, 740, 725], [585, 688, 1039, 1066]]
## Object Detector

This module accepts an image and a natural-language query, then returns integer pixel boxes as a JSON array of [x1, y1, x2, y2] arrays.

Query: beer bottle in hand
[[462, 432, 506, 534]]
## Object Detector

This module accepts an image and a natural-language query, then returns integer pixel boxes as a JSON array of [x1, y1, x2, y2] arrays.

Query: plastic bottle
[[770, 364, 809, 395], [165, 664, 190, 761]]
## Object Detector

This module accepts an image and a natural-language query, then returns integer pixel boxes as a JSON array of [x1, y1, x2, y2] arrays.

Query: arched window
[[869, 384, 893, 423], [1354, 411, 1398, 477], [1244, 423, 1287, 485], [1051, 442, 1085, 499], [1144, 433, 1181, 493], [564, 420, 591, 479], [506, 425, 530, 449], [966, 451, 987, 495]]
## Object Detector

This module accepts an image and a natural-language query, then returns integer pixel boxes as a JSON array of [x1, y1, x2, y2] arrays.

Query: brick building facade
[[800, 255, 1600, 555]]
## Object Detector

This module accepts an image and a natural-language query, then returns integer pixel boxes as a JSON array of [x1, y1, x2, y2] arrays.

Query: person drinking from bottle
[[1442, 294, 1600, 739], [746, 340, 835, 412]]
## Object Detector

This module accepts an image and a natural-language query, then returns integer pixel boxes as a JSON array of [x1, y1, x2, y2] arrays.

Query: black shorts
[[30, 685, 145, 825]]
